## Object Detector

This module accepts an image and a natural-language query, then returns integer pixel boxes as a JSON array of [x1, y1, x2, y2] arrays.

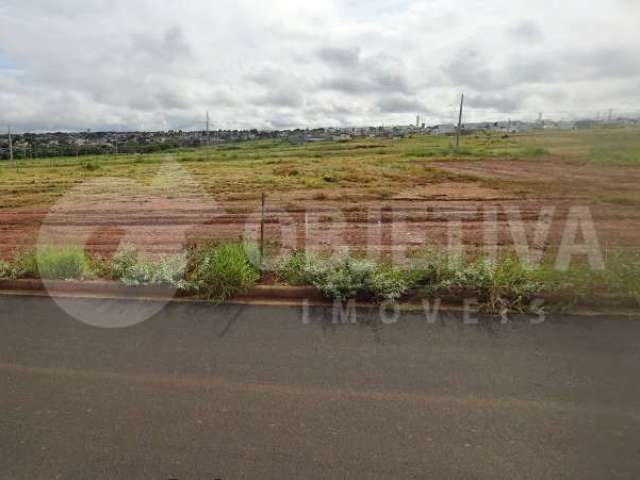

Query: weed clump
[[275, 253, 416, 302], [304, 256, 374, 301], [187, 243, 260, 302], [2, 241, 638, 311], [110, 245, 188, 288], [0, 260, 14, 279], [411, 251, 545, 312], [14, 246, 89, 280], [368, 263, 418, 301], [274, 250, 312, 286]]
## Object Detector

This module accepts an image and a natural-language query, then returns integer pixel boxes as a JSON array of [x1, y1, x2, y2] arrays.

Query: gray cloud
[[507, 47, 640, 84], [466, 93, 522, 113], [508, 21, 543, 42], [376, 95, 426, 113], [130, 26, 194, 65], [317, 47, 361, 68], [0, 0, 639, 131], [445, 45, 640, 92], [444, 49, 506, 90], [319, 49, 412, 96], [253, 89, 304, 108]]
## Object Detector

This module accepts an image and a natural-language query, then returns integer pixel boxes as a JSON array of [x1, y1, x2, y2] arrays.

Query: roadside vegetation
[[11, 246, 90, 280], [1, 243, 638, 312], [184, 243, 260, 302], [273, 249, 640, 311]]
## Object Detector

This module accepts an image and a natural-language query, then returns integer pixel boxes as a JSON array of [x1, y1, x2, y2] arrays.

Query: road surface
[[1, 295, 639, 479]]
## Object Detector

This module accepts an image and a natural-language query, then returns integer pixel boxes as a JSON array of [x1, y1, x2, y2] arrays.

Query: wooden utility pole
[[8, 126, 14, 169], [206, 111, 210, 146], [259, 193, 266, 267], [206, 111, 211, 158], [455, 93, 464, 149]]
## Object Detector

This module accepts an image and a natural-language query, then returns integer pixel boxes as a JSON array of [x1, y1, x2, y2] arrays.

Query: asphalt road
[[1, 295, 639, 479]]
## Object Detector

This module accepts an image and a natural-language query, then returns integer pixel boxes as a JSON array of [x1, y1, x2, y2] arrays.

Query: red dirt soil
[[2, 194, 638, 262]]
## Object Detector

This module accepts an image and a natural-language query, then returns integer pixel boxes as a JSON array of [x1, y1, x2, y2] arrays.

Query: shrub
[[612, 256, 640, 301], [110, 245, 139, 280], [274, 250, 312, 286], [478, 258, 545, 312], [277, 253, 421, 302], [369, 264, 416, 301], [110, 245, 188, 288], [409, 248, 456, 289], [118, 257, 187, 287], [411, 250, 546, 312], [0, 260, 13, 279], [13, 249, 39, 278], [85, 254, 112, 279], [151, 256, 190, 288], [540, 252, 640, 304], [188, 243, 260, 301], [304, 256, 375, 301], [441, 259, 496, 297], [16, 246, 88, 280]]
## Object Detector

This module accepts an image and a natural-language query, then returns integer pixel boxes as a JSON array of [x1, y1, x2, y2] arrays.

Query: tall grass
[[275, 253, 420, 302], [0, 260, 13, 279], [2, 243, 638, 310], [590, 144, 640, 166], [109, 245, 188, 288], [187, 243, 260, 301], [411, 252, 546, 312], [275, 248, 640, 310], [15, 246, 89, 280]]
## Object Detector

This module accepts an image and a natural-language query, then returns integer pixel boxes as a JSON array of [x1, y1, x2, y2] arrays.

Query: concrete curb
[[0, 279, 327, 302], [0, 279, 637, 317]]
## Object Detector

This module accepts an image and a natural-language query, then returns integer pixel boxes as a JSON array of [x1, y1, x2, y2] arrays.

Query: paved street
[[1, 295, 639, 479]]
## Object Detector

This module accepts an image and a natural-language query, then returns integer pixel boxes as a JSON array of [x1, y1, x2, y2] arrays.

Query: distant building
[[575, 120, 595, 129], [331, 134, 352, 142], [431, 124, 457, 135], [303, 134, 328, 142]]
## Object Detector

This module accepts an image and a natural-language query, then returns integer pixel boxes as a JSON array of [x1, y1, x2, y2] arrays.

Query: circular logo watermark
[[37, 160, 222, 328]]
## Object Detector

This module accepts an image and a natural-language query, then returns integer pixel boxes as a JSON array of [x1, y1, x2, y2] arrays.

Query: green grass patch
[[275, 248, 640, 310], [590, 144, 640, 166], [0, 260, 13, 279], [14, 246, 89, 280], [109, 245, 188, 288], [186, 243, 260, 302], [275, 253, 419, 302], [2, 243, 639, 310]]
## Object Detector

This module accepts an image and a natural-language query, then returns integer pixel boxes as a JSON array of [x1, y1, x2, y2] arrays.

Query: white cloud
[[0, 0, 639, 131]]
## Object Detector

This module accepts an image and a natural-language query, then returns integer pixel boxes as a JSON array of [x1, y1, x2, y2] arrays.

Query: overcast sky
[[1, 0, 639, 132]]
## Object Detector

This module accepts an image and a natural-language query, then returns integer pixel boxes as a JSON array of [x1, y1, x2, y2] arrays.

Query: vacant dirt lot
[[1, 129, 639, 260]]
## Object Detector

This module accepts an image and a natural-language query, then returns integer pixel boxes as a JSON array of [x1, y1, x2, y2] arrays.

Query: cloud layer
[[1, 0, 639, 131]]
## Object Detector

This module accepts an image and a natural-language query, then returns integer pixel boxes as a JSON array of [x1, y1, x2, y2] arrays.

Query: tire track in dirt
[[2, 197, 639, 259]]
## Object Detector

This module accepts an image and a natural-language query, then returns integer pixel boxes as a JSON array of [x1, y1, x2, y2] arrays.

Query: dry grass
[[1, 128, 640, 209]]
